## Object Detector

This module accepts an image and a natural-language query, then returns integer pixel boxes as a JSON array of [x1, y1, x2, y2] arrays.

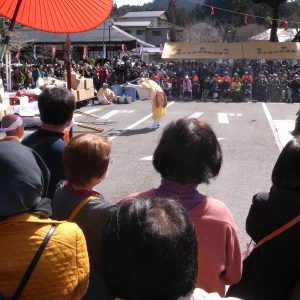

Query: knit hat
[[0, 142, 51, 220]]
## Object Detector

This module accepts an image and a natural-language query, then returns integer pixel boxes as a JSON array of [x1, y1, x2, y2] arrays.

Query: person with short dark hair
[[52, 133, 116, 300], [124, 118, 242, 296], [102, 196, 241, 300], [102, 196, 197, 300], [22, 87, 75, 198], [227, 136, 300, 300]]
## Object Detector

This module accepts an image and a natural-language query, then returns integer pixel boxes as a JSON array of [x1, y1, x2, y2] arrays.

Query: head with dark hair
[[102, 197, 197, 300], [64, 133, 111, 187], [272, 136, 300, 191], [38, 87, 75, 126], [153, 118, 222, 185]]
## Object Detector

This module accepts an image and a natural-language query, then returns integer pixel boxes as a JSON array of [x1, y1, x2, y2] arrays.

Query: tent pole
[[0, 0, 23, 62]]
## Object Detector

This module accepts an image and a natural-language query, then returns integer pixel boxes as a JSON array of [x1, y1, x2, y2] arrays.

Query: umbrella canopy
[[0, 0, 113, 33]]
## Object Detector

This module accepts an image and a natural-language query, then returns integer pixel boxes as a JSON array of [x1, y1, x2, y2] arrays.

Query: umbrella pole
[[0, 0, 23, 62], [64, 33, 73, 139], [65, 34, 72, 90]]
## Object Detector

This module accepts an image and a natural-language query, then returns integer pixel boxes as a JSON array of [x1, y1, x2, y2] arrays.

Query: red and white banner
[[52, 44, 56, 59], [15, 46, 21, 61], [83, 45, 88, 59]]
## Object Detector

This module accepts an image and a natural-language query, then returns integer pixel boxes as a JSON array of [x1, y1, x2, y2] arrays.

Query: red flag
[[15, 46, 21, 61], [284, 20, 288, 31], [210, 6, 215, 16], [169, 0, 176, 8], [52, 44, 56, 60], [244, 14, 248, 25], [83, 45, 88, 59]]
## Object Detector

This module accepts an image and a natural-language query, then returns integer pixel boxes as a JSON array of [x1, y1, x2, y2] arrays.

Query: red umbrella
[[0, 0, 113, 60], [0, 0, 113, 33]]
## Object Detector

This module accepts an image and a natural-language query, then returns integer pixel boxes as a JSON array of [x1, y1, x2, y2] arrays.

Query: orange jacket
[[0, 214, 89, 300]]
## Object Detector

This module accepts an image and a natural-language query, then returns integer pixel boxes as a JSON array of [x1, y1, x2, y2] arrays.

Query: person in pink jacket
[[124, 118, 242, 296]]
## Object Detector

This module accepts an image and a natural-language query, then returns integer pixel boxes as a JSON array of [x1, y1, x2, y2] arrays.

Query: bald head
[[1, 114, 20, 129], [1, 114, 24, 138]]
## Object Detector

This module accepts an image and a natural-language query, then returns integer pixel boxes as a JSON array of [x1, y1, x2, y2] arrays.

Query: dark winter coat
[[227, 186, 300, 300]]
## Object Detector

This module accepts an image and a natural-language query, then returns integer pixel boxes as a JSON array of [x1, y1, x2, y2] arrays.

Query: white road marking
[[229, 113, 235, 116], [140, 155, 153, 161], [188, 112, 204, 119], [273, 120, 294, 148], [128, 110, 134, 113], [218, 113, 229, 124], [237, 113, 243, 117], [261, 103, 283, 151], [109, 101, 175, 141], [83, 108, 102, 114], [101, 110, 121, 120], [217, 138, 225, 141]]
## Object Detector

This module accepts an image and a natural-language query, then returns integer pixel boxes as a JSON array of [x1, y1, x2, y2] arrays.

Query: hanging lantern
[[244, 14, 248, 25], [284, 20, 288, 31], [211, 6, 215, 16]]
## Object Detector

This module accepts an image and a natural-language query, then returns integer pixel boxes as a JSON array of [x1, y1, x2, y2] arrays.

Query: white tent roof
[[250, 28, 298, 42]]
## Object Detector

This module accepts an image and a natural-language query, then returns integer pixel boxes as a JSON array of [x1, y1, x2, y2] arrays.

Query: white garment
[[178, 288, 241, 300]]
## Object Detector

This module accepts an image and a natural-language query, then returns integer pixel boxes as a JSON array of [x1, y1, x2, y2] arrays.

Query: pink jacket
[[124, 190, 242, 296], [183, 79, 192, 92]]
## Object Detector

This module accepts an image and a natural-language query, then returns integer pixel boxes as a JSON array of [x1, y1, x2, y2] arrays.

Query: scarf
[[155, 179, 204, 211]]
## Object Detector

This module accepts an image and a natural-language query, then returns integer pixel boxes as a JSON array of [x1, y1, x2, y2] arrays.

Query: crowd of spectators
[[0, 86, 300, 299], [2, 56, 300, 102]]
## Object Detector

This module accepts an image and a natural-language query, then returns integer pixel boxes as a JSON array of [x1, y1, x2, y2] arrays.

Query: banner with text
[[162, 42, 300, 60], [162, 42, 244, 60], [242, 42, 300, 60]]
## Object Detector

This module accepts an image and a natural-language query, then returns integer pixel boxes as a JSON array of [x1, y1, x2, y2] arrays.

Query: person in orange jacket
[[0, 142, 89, 300]]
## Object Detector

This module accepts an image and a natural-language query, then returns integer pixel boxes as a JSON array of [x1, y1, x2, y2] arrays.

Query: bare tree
[[234, 24, 267, 41], [182, 21, 222, 42]]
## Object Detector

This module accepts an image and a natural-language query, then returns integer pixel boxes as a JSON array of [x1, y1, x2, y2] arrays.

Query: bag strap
[[11, 224, 57, 300], [68, 196, 95, 222], [256, 215, 300, 248]]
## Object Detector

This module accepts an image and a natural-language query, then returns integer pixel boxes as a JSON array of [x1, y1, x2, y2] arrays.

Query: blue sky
[[114, 0, 152, 7]]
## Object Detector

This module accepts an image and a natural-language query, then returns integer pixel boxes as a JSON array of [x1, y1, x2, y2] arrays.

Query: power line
[[182, 0, 300, 25]]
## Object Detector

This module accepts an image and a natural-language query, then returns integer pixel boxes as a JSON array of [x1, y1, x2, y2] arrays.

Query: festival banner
[[83, 45, 88, 60], [52, 44, 56, 60], [139, 45, 144, 56], [242, 42, 300, 60], [102, 44, 106, 59], [162, 42, 244, 60], [32, 44, 37, 60], [15, 46, 21, 61], [162, 42, 300, 61]]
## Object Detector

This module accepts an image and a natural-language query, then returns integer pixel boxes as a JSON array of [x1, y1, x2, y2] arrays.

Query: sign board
[[162, 42, 244, 60], [162, 42, 300, 61]]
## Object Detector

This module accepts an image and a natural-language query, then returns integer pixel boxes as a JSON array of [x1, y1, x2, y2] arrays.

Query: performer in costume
[[128, 77, 167, 129]]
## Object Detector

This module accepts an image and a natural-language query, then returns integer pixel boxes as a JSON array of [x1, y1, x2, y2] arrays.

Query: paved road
[[22, 99, 298, 247]]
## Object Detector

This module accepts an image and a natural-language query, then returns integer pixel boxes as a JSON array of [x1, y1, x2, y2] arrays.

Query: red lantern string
[[210, 6, 215, 16], [284, 20, 288, 31]]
